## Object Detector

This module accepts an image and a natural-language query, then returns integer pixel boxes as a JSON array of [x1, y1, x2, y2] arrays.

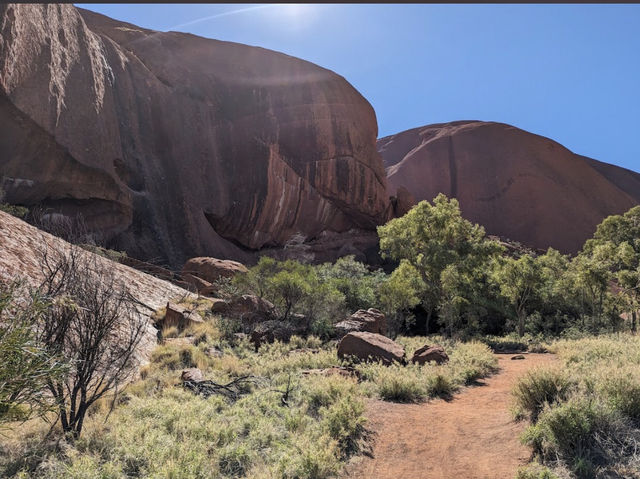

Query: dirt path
[[343, 353, 556, 479]]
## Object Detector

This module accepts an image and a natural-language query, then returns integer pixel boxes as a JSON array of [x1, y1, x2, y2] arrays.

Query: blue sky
[[76, 4, 640, 173]]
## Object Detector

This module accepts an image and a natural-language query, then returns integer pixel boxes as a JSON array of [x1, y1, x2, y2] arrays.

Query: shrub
[[512, 367, 575, 422], [0, 203, 29, 219], [375, 366, 426, 402], [596, 366, 640, 422], [515, 463, 561, 479], [320, 395, 366, 455], [521, 396, 632, 478]]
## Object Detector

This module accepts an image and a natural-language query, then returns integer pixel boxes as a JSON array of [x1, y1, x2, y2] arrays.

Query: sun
[[277, 4, 313, 22]]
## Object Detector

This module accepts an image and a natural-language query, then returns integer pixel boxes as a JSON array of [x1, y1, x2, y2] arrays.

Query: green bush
[[512, 368, 574, 422], [0, 203, 28, 219], [522, 396, 625, 478], [320, 395, 366, 456], [515, 463, 561, 479]]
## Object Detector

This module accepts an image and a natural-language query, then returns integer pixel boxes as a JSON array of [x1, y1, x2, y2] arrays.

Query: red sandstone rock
[[410, 345, 449, 365], [337, 332, 405, 365], [334, 308, 387, 337], [378, 121, 640, 254], [182, 257, 248, 287], [159, 302, 203, 332], [0, 4, 390, 268]]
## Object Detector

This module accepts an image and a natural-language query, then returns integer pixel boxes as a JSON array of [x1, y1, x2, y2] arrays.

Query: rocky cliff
[[0, 4, 390, 267], [0, 209, 193, 363], [378, 121, 640, 254]]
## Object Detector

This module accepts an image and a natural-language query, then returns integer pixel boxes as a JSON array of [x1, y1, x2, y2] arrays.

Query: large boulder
[[410, 344, 449, 365], [337, 332, 405, 365], [334, 308, 387, 337], [249, 320, 306, 351], [181, 368, 204, 383], [0, 4, 391, 268], [379, 121, 640, 254], [182, 257, 248, 288], [157, 302, 204, 332], [211, 294, 276, 324]]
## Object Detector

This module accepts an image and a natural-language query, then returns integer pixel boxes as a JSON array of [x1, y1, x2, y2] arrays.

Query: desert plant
[[512, 367, 575, 422], [0, 281, 68, 424], [35, 240, 147, 438]]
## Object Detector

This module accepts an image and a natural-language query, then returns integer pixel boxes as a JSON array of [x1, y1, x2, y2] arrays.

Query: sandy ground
[[343, 353, 557, 479]]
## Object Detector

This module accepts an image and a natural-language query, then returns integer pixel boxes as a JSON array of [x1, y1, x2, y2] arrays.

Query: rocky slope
[[0, 4, 391, 267], [0, 209, 193, 363], [378, 121, 640, 253]]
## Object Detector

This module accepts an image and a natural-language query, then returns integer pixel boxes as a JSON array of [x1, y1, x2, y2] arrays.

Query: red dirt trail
[[343, 353, 556, 479]]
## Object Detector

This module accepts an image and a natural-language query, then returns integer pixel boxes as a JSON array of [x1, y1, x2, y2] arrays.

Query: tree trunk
[[425, 310, 432, 335], [632, 311, 637, 334], [517, 310, 525, 337]]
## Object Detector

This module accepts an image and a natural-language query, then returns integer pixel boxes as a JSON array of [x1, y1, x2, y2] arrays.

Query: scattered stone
[[164, 336, 197, 347], [511, 355, 526, 360], [411, 345, 449, 365], [157, 302, 203, 332], [334, 308, 387, 337], [181, 368, 204, 383], [302, 366, 360, 379], [206, 346, 224, 358], [337, 331, 405, 365]]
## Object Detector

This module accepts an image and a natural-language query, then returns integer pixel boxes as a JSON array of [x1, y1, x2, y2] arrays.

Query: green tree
[[378, 260, 425, 336], [493, 254, 544, 337], [378, 194, 503, 334], [317, 255, 386, 312], [582, 206, 640, 331]]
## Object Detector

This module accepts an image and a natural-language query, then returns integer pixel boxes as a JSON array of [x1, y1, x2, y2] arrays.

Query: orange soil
[[343, 353, 557, 479]]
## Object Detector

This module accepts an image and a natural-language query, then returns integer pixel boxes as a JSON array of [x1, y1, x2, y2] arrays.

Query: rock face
[[337, 331, 405, 365], [0, 4, 390, 268], [410, 345, 449, 365], [0, 209, 194, 365], [379, 121, 640, 254], [334, 308, 387, 337]]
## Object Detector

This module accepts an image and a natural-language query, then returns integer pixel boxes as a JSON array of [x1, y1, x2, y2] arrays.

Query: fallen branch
[[182, 375, 263, 400]]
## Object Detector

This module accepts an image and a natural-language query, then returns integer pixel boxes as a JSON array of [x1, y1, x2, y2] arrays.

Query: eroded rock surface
[[0, 210, 193, 364], [379, 121, 640, 254], [0, 4, 390, 267]]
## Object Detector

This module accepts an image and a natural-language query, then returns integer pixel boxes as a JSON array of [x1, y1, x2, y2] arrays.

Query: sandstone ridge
[[0, 4, 390, 267], [378, 120, 640, 253]]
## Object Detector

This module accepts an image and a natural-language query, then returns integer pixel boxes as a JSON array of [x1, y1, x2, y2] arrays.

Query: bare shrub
[[35, 239, 147, 438]]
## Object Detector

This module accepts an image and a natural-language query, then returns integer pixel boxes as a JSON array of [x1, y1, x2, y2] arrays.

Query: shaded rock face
[[0, 4, 390, 267], [337, 331, 405, 365], [379, 121, 640, 254]]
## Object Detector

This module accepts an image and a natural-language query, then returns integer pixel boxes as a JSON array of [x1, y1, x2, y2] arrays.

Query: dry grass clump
[[356, 340, 497, 402], [514, 334, 640, 479], [0, 311, 503, 478]]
